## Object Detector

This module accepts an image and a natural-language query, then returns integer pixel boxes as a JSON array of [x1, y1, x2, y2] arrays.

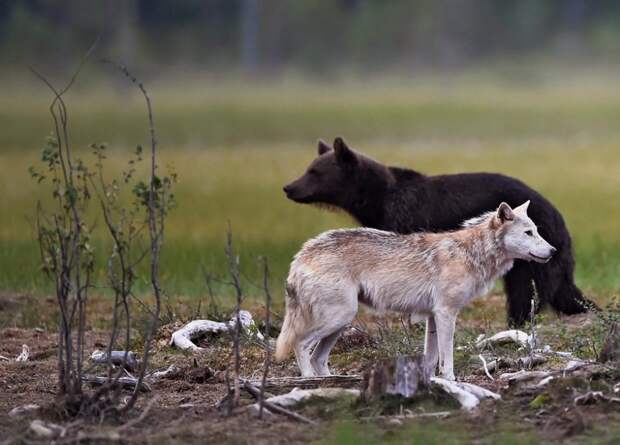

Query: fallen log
[[248, 374, 363, 390], [90, 350, 139, 371], [170, 310, 263, 352], [82, 374, 152, 392], [499, 370, 551, 384]]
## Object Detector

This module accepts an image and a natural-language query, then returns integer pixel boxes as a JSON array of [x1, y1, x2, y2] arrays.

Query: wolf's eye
[[525, 230, 533, 236]]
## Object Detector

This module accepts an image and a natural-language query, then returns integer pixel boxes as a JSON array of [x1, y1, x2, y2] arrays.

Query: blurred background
[[1, 0, 619, 306], [3, 0, 620, 78]]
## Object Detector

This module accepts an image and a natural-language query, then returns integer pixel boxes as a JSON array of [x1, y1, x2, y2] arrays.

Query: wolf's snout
[[549, 246, 557, 256]]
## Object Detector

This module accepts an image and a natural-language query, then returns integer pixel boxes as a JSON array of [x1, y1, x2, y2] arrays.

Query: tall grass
[[1, 81, 619, 305]]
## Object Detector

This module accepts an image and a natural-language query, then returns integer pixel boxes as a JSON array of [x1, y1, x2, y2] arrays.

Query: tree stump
[[361, 355, 431, 402], [361, 355, 501, 411]]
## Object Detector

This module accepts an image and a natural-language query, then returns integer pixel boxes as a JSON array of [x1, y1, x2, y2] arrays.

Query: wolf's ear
[[317, 139, 332, 156], [334, 137, 358, 166], [497, 202, 515, 223], [514, 200, 530, 215]]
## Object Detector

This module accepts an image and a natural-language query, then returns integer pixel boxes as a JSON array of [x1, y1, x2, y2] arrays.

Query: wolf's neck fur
[[459, 216, 514, 290]]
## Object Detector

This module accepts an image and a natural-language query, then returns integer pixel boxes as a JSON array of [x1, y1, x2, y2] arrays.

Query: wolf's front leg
[[424, 315, 438, 375], [435, 310, 458, 380]]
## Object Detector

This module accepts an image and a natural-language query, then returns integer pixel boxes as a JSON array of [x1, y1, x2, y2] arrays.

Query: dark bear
[[283, 137, 595, 327]]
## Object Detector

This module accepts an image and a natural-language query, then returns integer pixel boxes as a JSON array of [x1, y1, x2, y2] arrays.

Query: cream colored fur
[[275, 201, 555, 379]]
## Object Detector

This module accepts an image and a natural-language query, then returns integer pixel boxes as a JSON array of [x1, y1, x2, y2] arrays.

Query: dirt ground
[[1, 293, 619, 444]]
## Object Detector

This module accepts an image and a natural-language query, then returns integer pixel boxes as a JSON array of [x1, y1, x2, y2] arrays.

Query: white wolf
[[275, 201, 555, 379]]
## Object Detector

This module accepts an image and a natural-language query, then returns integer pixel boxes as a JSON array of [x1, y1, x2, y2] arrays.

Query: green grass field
[[1, 79, 620, 305]]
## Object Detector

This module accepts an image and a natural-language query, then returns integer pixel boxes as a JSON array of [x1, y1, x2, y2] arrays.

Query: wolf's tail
[[275, 284, 306, 362]]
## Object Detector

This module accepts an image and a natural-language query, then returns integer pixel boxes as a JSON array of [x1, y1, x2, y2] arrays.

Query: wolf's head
[[283, 138, 391, 209], [494, 201, 556, 263]]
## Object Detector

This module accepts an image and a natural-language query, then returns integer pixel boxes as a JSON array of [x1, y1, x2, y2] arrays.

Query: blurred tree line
[[2, 0, 620, 76]]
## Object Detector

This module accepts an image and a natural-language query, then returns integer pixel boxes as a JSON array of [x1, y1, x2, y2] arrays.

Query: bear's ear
[[317, 139, 332, 156], [333, 137, 358, 166], [497, 202, 515, 223]]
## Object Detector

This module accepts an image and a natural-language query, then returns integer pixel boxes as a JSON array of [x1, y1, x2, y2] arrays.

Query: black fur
[[283, 137, 595, 327]]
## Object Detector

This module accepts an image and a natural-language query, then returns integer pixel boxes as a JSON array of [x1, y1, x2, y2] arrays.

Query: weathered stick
[[247, 385, 360, 414], [258, 256, 272, 419], [243, 381, 318, 425], [16, 344, 30, 362], [90, 350, 139, 371], [227, 224, 243, 410], [82, 374, 151, 392], [361, 411, 452, 421], [169, 310, 261, 352], [248, 374, 363, 390], [478, 353, 546, 375], [430, 377, 500, 410], [478, 354, 494, 380], [8, 404, 40, 417], [500, 360, 592, 384], [476, 330, 531, 349], [518, 354, 547, 369], [147, 364, 181, 381], [574, 391, 620, 405]]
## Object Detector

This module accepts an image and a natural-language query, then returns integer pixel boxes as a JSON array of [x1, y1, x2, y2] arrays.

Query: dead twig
[[226, 223, 243, 410], [479, 354, 494, 381], [258, 256, 272, 419]]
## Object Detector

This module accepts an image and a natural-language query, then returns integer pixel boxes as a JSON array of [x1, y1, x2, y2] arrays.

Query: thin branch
[[258, 257, 272, 419]]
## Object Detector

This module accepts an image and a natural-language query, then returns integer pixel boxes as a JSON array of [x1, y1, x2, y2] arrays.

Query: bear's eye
[[525, 230, 533, 236], [308, 169, 319, 176]]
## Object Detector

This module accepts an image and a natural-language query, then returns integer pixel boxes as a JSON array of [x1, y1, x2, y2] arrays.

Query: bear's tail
[[275, 284, 306, 362]]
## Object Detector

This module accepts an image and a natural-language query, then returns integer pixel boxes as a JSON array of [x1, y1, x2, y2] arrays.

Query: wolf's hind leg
[[435, 310, 457, 381], [310, 297, 357, 376], [295, 335, 320, 377], [310, 328, 345, 376], [424, 315, 438, 375]]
